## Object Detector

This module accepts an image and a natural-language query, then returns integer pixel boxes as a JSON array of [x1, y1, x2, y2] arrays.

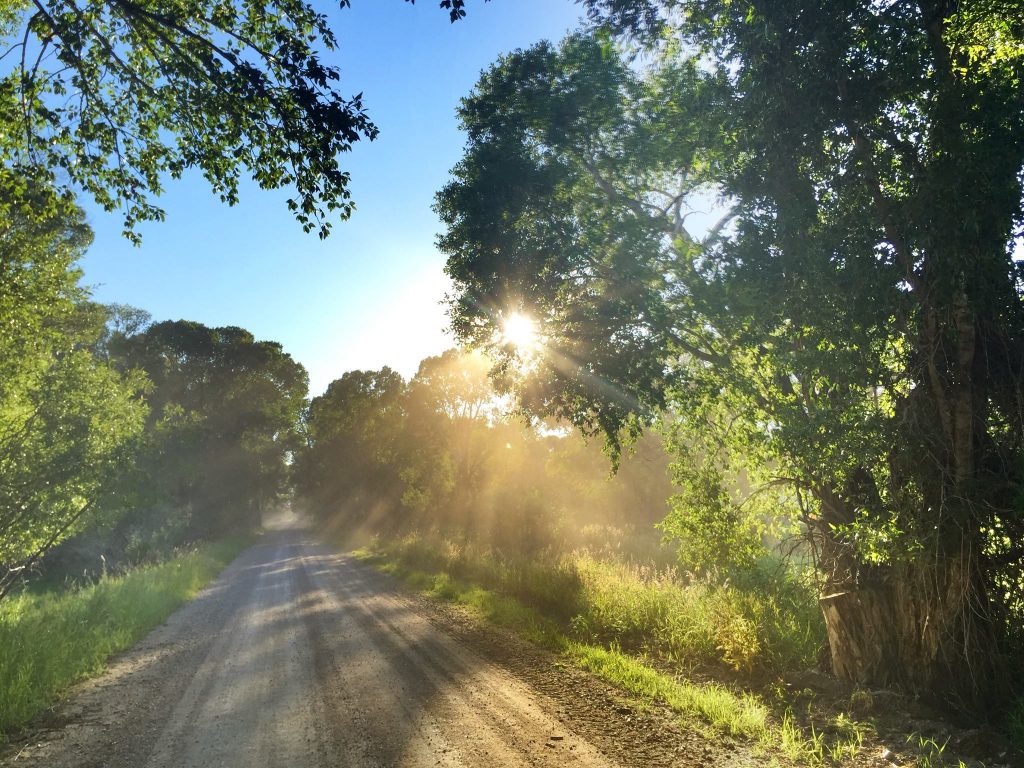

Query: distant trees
[[401, 350, 497, 527], [0, 184, 309, 592], [294, 350, 673, 553], [294, 366, 407, 533], [113, 320, 309, 536], [438, 4, 1024, 708]]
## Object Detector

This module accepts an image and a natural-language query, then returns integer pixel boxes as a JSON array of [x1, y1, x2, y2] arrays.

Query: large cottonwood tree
[[438, 1, 1024, 709]]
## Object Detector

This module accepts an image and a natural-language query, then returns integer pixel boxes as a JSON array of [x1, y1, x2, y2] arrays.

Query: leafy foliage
[[113, 320, 308, 536], [437, 34, 717, 456], [406, 0, 490, 24], [0, 184, 147, 596], [0, 0, 383, 239], [0, 0, 492, 240], [438, 3, 1024, 706], [294, 350, 674, 552]]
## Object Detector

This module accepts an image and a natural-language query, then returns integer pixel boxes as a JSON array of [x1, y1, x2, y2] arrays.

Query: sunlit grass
[[0, 537, 248, 739], [355, 549, 770, 736], [565, 642, 770, 739], [352, 537, 848, 763], [358, 534, 822, 672], [357, 535, 995, 766]]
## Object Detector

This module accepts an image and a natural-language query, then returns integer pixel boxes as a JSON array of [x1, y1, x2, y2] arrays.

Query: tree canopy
[[115, 320, 309, 535], [438, 2, 1024, 708], [0, 0, 489, 240], [293, 350, 674, 552]]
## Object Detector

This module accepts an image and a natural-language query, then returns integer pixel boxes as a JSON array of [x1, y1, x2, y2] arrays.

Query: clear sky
[[78, 0, 584, 395]]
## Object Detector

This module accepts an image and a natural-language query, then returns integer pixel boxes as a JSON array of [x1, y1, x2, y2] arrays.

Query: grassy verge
[[0, 537, 249, 738], [565, 641, 772, 739], [361, 533, 823, 673], [352, 538, 862, 764]]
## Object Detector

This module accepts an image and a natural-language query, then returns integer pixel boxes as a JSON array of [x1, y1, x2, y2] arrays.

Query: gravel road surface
[[4, 529, 623, 768]]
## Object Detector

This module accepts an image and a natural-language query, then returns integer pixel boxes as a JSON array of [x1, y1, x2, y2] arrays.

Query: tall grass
[[367, 533, 823, 673], [354, 535, 852, 762], [369, 535, 584, 620], [0, 538, 247, 738]]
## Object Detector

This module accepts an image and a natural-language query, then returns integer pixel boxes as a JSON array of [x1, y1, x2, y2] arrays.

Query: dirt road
[[6, 529, 687, 768]]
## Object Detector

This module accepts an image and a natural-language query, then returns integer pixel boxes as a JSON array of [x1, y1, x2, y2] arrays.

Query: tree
[[117, 320, 308, 534], [438, 33, 711, 452], [0, 185, 147, 597], [0, 0, 486, 240], [297, 350, 675, 552], [293, 367, 407, 530], [437, 3, 1024, 710], [401, 349, 496, 524]]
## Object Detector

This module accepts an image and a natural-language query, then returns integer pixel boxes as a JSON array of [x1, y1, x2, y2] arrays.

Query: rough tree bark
[[818, 546, 1005, 710]]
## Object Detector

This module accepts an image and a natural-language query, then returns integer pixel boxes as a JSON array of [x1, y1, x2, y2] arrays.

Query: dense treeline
[[108, 318, 307, 539], [0, 191, 146, 596], [0, 193, 307, 593], [294, 349, 675, 557]]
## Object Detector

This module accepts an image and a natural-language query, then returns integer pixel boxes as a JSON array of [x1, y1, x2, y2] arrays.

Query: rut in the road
[[3, 532, 620, 768]]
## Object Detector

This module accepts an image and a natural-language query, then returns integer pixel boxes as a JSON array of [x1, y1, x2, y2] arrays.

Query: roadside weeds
[[0, 536, 250, 739], [352, 542, 1013, 768], [352, 546, 811, 764]]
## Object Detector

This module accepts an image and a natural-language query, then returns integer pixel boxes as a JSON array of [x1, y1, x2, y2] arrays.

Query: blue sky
[[79, 0, 584, 395]]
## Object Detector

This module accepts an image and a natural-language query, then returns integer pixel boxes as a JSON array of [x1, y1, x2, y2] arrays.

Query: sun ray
[[500, 312, 539, 353]]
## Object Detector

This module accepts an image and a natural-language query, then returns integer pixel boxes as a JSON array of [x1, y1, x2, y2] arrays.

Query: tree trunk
[[818, 548, 1007, 712]]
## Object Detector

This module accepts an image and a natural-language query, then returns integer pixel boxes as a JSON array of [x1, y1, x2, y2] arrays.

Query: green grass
[[571, 553, 821, 672], [0, 537, 248, 738], [354, 533, 1009, 767], [352, 541, 850, 763], [357, 547, 770, 736], [353, 536, 894, 765], [564, 641, 771, 739], [357, 554, 564, 648], [357, 533, 822, 673]]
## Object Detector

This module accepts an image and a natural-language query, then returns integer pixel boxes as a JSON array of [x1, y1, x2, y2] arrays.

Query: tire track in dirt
[[2, 530, 625, 767]]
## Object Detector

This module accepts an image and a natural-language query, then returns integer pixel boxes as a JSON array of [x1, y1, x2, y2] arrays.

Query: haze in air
[[1, 2, 1022, 767]]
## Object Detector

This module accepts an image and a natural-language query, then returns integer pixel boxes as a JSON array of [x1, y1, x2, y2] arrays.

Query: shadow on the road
[[7, 529, 595, 768], [155, 533, 496, 766]]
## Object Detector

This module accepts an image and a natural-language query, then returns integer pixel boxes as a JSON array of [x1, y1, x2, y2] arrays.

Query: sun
[[500, 312, 539, 353]]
